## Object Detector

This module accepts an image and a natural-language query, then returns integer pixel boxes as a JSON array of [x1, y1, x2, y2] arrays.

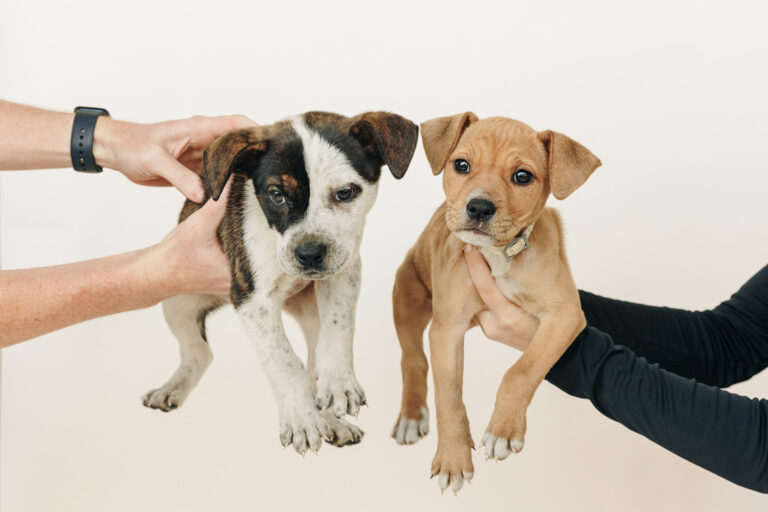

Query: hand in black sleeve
[[547, 324, 768, 493], [577, 265, 768, 387]]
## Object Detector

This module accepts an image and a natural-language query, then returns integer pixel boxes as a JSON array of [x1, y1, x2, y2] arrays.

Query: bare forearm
[[0, 100, 77, 170], [0, 248, 176, 347]]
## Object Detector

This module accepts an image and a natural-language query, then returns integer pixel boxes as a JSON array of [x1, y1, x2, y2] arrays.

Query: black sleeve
[[546, 327, 768, 493], [577, 265, 768, 387]]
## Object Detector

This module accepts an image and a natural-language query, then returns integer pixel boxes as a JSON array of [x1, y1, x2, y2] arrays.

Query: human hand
[[463, 244, 539, 351], [93, 114, 257, 202], [142, 180, 233, 297]]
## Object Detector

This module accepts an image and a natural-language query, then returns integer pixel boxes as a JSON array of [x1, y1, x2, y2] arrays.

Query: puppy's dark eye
[[454, 159, 470, 174], [334, 185, 360, 203], [513, 169, 534, 185], [267, 186, 286, 205]]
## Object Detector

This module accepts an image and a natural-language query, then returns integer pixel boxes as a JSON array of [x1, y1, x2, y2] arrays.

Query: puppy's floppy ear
[[348, 112, 419, 179], [202, 127, 270, 200], [538, 130, 602, 200], [420, 112, 478, 175]]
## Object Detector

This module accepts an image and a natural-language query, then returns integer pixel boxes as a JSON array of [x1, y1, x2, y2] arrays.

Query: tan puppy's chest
[[478, 243, 548, 316]]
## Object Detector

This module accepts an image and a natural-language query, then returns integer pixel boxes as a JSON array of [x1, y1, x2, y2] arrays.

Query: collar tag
[[501, 234, 530, 261]]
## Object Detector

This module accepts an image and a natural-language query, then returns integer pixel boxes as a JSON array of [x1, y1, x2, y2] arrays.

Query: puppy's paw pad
[[481, 431, 524, 461], [314, 372, 366, 418], [392, 406, 429, 445], [141, 383, 188, 412], [279, 408, 331, 455], [324, 413, 364, 447]]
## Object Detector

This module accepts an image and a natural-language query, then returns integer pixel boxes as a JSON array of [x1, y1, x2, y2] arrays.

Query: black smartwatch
[[71, 106, 110, 173]]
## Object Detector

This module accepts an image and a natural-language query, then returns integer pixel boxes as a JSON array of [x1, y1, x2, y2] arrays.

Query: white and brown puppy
[[392, 113, 601, 492], [143, 111, 418, 455]]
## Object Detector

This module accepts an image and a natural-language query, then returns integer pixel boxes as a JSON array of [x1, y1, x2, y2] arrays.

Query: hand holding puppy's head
[[203, 112, 419, 278]]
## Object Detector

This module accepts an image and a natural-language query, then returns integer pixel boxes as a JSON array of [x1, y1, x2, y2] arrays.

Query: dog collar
[[485, 223, 535, 262]]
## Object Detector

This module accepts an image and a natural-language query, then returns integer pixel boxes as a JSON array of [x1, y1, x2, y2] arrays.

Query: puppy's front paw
[[142, 380, 192, 412], [279, 408, 332, 455], [392, 406, 429, 445], [481, 432, 524, 461], [482, 408, 526, 461], [431, 441, 474, 494], [323, 412, 364, 447], [314, 371, 367, 418]]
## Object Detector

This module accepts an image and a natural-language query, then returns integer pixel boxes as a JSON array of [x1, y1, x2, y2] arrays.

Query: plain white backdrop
[[2, 0, 768, 510]]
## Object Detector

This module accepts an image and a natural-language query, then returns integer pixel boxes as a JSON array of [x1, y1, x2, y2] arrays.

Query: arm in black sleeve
[[577, 264, 768, 387], [546, 327, 768, 493]]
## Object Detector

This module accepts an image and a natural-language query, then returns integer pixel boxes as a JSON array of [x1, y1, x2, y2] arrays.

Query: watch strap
[[71, 106, 110, 173]]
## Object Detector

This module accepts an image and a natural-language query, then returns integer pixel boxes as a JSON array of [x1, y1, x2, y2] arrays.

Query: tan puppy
[[391, 113, 601, 493]]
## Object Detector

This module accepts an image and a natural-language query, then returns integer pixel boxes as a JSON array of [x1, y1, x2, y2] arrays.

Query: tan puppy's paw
[[324, 412, 364, 447], [392, 406, 429, 445], [482, 409, 526, 460], [481, 431, 524, 461], [430, 443, 474, 494]]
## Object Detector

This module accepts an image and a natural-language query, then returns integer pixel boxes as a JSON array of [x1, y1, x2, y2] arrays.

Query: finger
[[128, 177, 172, 188], [153, 152, 206, 203], [216, 114, 258, 131], [463, 245, 514, 312], [475, 309, 497, 327], [202, 115, 258, 141]]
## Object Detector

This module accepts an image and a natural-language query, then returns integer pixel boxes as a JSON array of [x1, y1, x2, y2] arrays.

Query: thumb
[[196, 177, 232, 236], [463, 244, 512, 313], [153, 151, 206, 203]]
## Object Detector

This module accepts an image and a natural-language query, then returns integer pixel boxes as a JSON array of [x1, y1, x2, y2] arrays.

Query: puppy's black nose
[[466, 198, 496, 222], [295, 242, 327, 269]]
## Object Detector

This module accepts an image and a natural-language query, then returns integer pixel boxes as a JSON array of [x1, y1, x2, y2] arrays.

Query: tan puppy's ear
[[420, 112, 478, 175], [202, 127, 270, 200], [349, 112, 419, 179], [538, 130, 602, 199]]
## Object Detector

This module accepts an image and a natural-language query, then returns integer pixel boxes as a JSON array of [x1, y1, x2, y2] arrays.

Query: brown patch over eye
[[265, 174, 300, 196]]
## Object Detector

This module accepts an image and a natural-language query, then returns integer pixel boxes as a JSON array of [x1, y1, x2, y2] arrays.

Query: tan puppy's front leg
[[483, 308, 585, 460], [429, 318, 474, 494]]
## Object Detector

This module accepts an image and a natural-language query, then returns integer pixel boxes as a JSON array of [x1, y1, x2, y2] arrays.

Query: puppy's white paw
[[142, 380, 192, 412], [279, 407, 332, 455], [481, 431, 524, 461], [323, 412, 364, 447], [314, 371, 367, 418], [431, 442, 474, 495], [392, 406, 429, 445]]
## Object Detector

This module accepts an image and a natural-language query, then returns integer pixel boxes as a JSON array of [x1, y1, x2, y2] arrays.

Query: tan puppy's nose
[[466, 198, 496, 222]]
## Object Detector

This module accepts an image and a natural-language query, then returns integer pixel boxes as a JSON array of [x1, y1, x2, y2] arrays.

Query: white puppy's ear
[[538, 130, 602, 200], [349, 112, 419, 179], [202, 127, 271, 200], [420, 112, 478, 175]]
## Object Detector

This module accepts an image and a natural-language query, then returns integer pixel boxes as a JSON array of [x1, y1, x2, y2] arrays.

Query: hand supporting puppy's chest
[[479, 245, 530, 305]]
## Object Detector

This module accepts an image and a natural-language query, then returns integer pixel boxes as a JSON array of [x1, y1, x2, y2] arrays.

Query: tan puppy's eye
[[512, 169, 534, 185], [453, 158, 470, 174]]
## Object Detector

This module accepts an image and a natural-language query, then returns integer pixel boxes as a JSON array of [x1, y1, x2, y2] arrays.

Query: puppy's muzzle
[[295, 242, 327, 271], [466, 198, 496, 222]]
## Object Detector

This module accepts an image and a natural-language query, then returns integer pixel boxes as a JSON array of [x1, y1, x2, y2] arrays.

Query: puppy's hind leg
[[392, 254, 432, 445], [143, 293, 226, 412], [284, 285, 363, 447]]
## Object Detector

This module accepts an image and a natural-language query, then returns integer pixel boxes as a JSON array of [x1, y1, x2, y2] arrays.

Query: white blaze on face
[[276, 117, 378, 277]]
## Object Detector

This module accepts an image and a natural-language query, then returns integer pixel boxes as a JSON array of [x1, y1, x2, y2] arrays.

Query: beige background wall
[[2, 1, 768, 510]]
